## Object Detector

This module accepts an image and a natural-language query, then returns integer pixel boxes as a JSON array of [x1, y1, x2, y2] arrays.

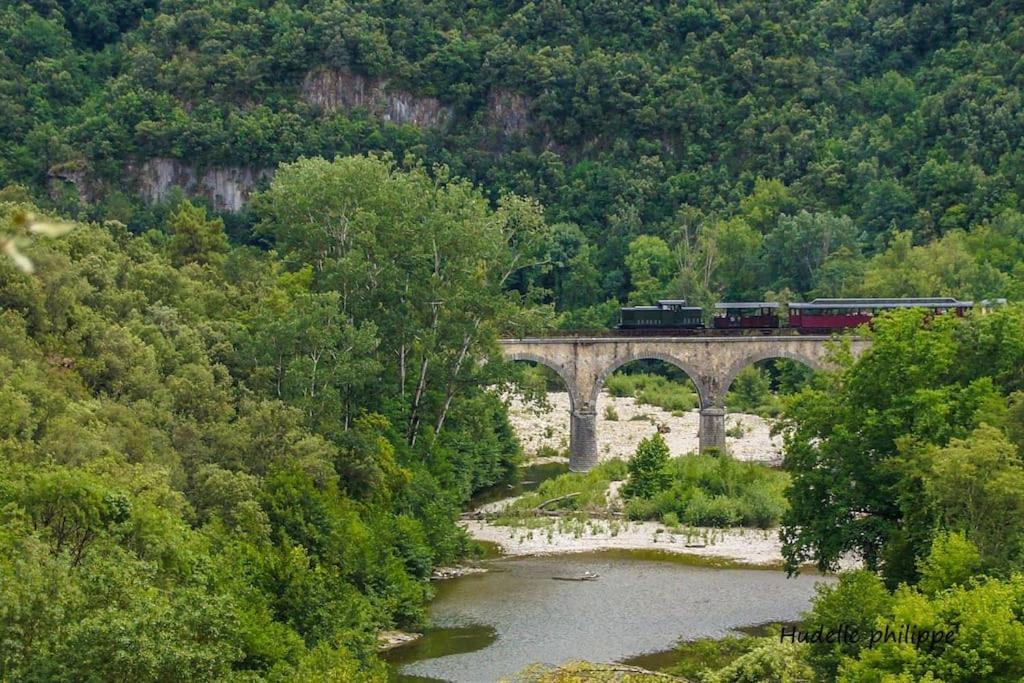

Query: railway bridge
[[500, 335, 870, 471]]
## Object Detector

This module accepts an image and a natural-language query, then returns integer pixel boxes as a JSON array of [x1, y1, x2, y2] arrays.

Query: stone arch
[[590, 352, 711, 411], [505, 351, 580, 411], [718, 349, 827, 403]]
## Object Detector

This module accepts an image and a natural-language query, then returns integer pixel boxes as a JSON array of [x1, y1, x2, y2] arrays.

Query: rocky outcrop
[[47, 160, 97, 204], [129, 158, 273, 213], [301, 69, 450, 128], [377, 630, 422, 652], [486, 89, 532, 136]]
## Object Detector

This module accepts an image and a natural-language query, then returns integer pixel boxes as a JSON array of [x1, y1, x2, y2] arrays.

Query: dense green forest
[[4, 0, 1024, 322], [5, 0, 1024, 681], [0, 156, 550, 679]]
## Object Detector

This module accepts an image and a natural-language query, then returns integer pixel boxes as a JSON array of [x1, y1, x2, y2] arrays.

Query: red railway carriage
[[788, 298, 974, 333], [713, 302, 780, 330]]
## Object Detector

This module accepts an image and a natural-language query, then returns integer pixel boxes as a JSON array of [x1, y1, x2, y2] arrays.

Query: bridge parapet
[[500, 335, 869, 470]]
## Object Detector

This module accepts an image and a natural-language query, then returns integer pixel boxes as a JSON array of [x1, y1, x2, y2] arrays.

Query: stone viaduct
[[500, 335, 870, 471]]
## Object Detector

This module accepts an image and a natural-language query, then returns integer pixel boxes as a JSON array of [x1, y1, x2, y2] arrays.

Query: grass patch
[[725, 419, 747, 438], [499, 459, 629, 515], [623, 622, 796, 678]]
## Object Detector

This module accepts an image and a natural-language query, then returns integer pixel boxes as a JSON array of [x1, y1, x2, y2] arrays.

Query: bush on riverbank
[[489, 445, 787, 529], [624, 452, 789, 529]]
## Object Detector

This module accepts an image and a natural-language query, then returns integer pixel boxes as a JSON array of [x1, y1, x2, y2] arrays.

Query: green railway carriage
[[618, 300, 705, 330]]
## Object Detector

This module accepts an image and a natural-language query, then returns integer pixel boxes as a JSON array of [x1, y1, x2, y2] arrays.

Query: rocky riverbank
[[463, 519, 787, 567], [506, 391, 783, 465]]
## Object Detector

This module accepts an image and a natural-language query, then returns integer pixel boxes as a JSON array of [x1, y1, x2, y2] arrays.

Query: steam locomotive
[[618, 298, 1004, 334]]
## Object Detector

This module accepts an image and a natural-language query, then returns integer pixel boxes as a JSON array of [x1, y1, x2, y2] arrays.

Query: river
[[385, 550, 830, 682]]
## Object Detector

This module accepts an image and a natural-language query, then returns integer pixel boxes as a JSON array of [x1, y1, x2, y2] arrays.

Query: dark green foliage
[[622, 433, 671, 499], [5, 0, 1024, 309]]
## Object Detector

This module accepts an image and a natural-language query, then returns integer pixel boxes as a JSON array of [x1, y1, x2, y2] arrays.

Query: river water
[[386, 550, 830, 682]]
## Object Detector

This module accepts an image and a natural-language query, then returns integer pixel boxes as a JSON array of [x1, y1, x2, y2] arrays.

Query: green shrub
[[604, 372, 699, 412], [725, 420, 747, 438], [622, 434, 672, 498], [624, 496, 659, 520], [625, 454, 789, 528], [917, 531, 982, 595], [738, 481, 788, 529], [604, 373, 643, 397], [536, 445, 565, 460], [726, 365, 785, 417], [504, 459, 628, 515], [702, 639, 813, 683], [685, 492, 743, 527]]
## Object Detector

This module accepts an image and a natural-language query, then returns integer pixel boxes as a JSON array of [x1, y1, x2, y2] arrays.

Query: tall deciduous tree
[[254, 155, 552, 445]]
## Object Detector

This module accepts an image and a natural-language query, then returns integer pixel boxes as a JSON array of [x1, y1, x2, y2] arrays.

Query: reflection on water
[[386, 626, 498, 683], [468, 462, 568, 509], [386, 550, 830, 682]]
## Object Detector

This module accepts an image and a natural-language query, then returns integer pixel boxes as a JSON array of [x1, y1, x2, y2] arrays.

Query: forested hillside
[[4, 0, 1024, 321]]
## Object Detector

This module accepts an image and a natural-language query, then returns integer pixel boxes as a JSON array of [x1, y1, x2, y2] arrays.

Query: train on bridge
[[618, 297, 1006, 335]]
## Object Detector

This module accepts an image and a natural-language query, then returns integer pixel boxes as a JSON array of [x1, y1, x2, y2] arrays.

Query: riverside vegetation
[[0, 157, 552, 680], [6, 1, 1024, 681]]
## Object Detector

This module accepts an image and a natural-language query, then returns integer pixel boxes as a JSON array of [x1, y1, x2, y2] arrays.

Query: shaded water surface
[[386, 550, 829, 682], [468, 462, 568, 509]]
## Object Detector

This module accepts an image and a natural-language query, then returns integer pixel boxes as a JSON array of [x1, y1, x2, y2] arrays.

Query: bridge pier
[[569, 409, 598, 471], [698, 407, 726, 453]]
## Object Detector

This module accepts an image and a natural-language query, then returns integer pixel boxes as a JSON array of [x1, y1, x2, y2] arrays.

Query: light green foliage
[[503, 459, 629, 515], [624, 454, 788, 528], [726, 365, 780, 417], [0, 166, 534, 679], [765, 211, 860, 294], [625, 235, 674, 305], [736, 569, 1024, 683], [255, 155, 552, 449], [920, 426, 1024, 572], [801, 571, 894, 680], [5, 4, 1024, 681], [917, 532, 982, 596], [664, 635, 760, 681], [806, 573, 1024, 683], [859, 230, 1010, 299], [701, 639, 813, 683]]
